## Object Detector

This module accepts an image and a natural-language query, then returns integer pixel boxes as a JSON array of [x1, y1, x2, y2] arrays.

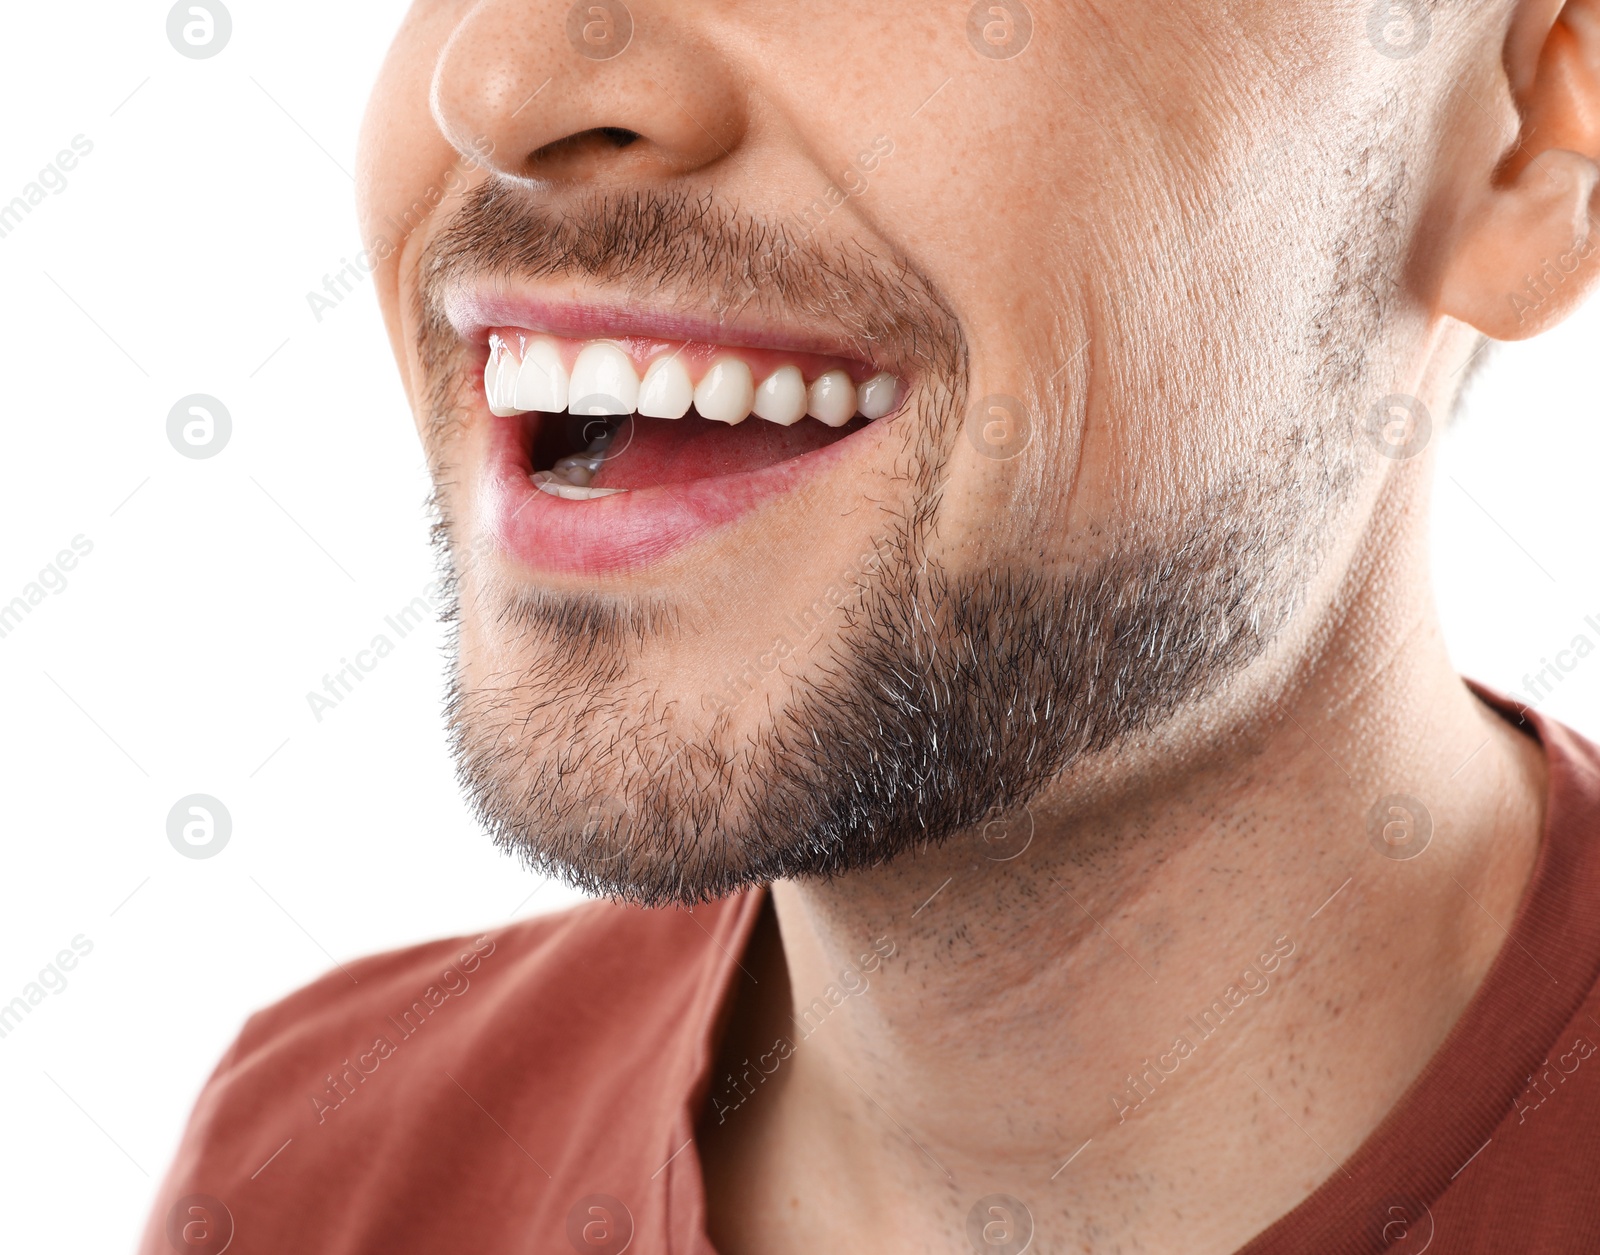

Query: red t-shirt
[[142, 689, 1600, 1254]]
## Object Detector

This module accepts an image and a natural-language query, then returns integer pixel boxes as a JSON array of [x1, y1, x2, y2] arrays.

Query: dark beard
[[437, 458, 1347, 908], [423, 166, 1387, 907]]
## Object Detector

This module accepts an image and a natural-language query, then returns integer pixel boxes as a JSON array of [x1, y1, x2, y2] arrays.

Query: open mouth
[[482, 329, 904, 499], [463, 314, 910, 577]]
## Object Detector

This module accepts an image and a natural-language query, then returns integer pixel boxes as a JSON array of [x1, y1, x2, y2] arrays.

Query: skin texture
[[357, 0, 1600, 1250]]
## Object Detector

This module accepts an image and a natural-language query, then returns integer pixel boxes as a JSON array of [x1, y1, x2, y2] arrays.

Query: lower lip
[[481, 412, 888, 577]]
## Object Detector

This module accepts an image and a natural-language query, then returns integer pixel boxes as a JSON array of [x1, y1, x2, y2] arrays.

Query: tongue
[[588, 413, 864, 489]]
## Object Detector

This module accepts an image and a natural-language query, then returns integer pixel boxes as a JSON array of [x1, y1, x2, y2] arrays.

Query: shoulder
[[222, 892, 751, 1109], [234, 893, 730, 1067], [140, 891, 760, 1254]]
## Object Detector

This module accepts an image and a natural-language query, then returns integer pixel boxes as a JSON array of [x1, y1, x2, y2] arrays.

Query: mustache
[[414, 178, 966, 415]]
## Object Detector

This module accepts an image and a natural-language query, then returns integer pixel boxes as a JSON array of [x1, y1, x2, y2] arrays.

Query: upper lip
[[441, 279, 902, 376]]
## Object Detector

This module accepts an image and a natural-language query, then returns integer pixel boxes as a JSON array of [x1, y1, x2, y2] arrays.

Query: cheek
[[358, 6, 471, 349]]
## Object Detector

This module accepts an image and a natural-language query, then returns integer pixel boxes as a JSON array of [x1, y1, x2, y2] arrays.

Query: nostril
[[525, 126, 643, 176]]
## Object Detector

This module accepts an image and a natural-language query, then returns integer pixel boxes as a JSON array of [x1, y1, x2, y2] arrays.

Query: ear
[[1439, 0, 1600, 340]]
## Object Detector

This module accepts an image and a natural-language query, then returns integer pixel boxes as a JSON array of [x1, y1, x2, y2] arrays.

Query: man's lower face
[[411, 188, 1364, 906], [374, 6, 1408, 905]]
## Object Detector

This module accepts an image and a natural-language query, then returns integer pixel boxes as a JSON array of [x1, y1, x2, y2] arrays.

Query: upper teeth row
[[484, 337, 899, 428]]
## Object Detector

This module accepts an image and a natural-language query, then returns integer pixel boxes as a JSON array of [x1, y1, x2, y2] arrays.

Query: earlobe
[[1439, 148, 1599, 340], [1438, 0, 1600, 340]]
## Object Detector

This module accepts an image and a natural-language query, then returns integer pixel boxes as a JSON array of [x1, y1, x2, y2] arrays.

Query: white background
[[0, 2, 1595, 1249]]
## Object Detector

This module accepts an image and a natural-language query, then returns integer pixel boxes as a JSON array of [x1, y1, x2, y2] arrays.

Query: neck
[[698, 480, 1548, 1255]]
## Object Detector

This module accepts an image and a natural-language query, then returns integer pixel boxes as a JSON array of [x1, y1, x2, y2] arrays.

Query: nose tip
[[429, 2, 746, 187]]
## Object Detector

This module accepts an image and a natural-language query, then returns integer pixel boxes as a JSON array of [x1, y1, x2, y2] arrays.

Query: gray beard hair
[[435, 423, 1356, 907]]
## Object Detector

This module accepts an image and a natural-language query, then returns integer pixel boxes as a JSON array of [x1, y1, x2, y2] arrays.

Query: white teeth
[[550, 454, 602, 486], [485, 332, 901, 435], [569, 343, 639, 416], [637, 355, 694, 419], [695, 358, 756, 425], [532, 471, 628, 500], [543, 416, 618, 490], [857, 372, 898, 420], [807, 369, 857, 427], [485, 340, 522, 417], [514, 337, 569, 413], [752, 365, 808, 426]]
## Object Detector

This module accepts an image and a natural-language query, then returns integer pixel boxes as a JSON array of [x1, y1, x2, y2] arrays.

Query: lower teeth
[[531, 473, 628, 500], [533, 417, 629, 498]]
